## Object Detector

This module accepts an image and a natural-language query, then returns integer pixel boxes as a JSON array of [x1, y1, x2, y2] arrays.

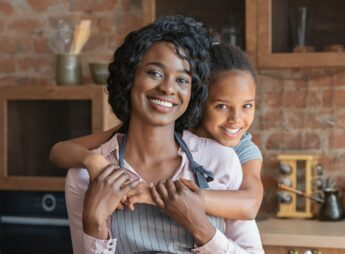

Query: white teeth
[[150, 98, 173, 108], [224, 128, 241, 134]]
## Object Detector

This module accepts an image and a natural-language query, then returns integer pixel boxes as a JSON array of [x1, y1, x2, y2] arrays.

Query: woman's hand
[[82, 164, 139, 239], [126, 182, 156, 210], [151, 179, 216, 246]]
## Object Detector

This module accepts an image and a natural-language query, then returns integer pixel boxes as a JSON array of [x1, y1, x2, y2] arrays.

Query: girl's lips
[[221, 127, 242, 138]]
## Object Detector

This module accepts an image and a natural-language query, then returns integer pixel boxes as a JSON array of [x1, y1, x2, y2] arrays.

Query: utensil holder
[[56, 54, 83, 85]]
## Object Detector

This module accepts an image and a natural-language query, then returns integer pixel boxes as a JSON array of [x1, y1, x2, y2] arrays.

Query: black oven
[[0, 191, 72, 254]]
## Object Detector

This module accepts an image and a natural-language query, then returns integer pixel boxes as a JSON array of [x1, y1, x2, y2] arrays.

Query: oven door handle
[[0, 216, 69, 227]]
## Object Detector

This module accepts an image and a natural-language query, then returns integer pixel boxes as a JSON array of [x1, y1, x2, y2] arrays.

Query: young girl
[[50, 43, 263, 221]]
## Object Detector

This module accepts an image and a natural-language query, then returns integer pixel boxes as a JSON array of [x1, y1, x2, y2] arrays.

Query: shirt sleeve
[[66, 168, 119, 254], [192, 220, 264, 254]]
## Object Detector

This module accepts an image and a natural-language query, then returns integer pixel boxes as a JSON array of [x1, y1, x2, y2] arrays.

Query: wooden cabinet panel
[[265, 246, 345, 254], [0, 85, 120, 191]]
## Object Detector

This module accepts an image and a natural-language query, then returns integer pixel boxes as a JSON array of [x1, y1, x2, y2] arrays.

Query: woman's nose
[[158, 77, 176, 95]]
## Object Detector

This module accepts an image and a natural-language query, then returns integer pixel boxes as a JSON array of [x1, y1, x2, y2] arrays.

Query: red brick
[[84, 34, 107, 52], [322, 89, 334, 107], [69, 0, 118, 12], [334, 71, 345, 86], [306, 91, 322, 108], [98, 17, 113, 32], [33, 38, 51, 54], [286, 110, 305, 129], [258, 74, 284, 92], [307, 74, 334, 88], [8, 18, 42, 34], [303, 133, 321, 150], [27, 0, 59, 12], [0, 19, 4, 33], [264, 91, 283, 107], [284, 132, 303, 150], [0, 58, 15, 73], [265, 133, 285, 150], [336, 112, 345, 128], [15, 56, 52, 73], [334, 90, 345, 107], [0, 1, 13, 15], [305, 110, 334, 129], [329, 131, 345, 149], [261, 110, 284, 129], [0, 38, 17, 54], [0, 77, 16, 86], [251, 132, 262, 148], [283, 79, 307, 90], [284, 91, 307, 108]]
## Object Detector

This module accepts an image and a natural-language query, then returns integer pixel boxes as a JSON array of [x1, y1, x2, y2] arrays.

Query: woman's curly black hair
[[107, 15, 214, 132]]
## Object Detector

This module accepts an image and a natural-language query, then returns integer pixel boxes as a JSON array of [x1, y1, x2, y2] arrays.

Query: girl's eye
[[215, 104, 229, 110], [147, 70, 163, 78], [243, 103, 253, 109]]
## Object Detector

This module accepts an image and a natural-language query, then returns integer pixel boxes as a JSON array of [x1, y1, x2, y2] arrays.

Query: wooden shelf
[[258, 0, 345, 68], [0, 85, 120, 191]]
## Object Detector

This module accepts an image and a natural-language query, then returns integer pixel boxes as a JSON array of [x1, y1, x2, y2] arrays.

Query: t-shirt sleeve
[[234, 133, 262, 165]]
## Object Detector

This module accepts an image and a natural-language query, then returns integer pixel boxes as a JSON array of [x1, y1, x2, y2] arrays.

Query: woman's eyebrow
[[145, 62, 191, 75]]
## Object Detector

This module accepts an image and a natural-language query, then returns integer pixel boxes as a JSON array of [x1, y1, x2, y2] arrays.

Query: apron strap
[[174, 132, 214, 188]]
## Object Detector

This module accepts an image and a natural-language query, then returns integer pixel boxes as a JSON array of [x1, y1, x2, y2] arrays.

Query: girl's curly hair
[[107, 15, 214, 132]]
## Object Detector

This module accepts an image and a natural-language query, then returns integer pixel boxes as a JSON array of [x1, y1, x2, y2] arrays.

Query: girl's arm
[[203, 159, 263, 220], [49, 125, 121, 179]]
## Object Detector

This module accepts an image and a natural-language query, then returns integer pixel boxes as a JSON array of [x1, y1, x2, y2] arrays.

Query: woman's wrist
[[82, 211, 109, 239], [190, 218, 216, 246]]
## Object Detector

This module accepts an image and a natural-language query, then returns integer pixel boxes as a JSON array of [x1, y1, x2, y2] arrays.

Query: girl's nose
[[227, 109, 240, 122]]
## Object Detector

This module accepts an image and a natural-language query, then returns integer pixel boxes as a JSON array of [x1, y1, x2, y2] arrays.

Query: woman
[[64, 16, 263, 254]]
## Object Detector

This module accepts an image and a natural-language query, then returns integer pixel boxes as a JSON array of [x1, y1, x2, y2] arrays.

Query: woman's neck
[[125, 119, 179, 165]]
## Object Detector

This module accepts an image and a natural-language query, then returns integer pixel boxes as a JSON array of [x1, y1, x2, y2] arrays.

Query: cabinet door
[[151, 0, 258, 64], [258, 0, 345, 68], [0, 85, 119, 191]]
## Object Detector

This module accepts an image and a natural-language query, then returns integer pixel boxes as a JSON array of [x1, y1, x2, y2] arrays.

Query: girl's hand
[[151, 179, 215, 246], [82, 164, 139, 239], [84, 153, 110, 180], [126, 182, 156, 210]]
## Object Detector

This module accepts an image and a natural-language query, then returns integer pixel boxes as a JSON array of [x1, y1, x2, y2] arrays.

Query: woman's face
[[200, 70, 256, 147], [130, 42, 192, 128]]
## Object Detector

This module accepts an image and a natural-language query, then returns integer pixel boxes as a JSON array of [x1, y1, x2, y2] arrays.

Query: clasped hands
[[83, 163, 215, 244]]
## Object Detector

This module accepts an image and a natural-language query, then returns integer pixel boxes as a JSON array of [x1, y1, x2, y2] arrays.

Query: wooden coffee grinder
[[277, 154, 323, 218]]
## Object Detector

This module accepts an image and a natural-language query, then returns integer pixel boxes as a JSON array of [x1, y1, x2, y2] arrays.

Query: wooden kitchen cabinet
[[0, 85, 120, 191], [258, 0, 345, 68], [258, 218, 345, 254], [144, 0, 258, 64], [264, 246, 345, 254]]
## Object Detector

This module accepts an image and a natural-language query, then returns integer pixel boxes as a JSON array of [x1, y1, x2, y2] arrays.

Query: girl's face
[[130, 42, 192, 128], [200, 70, 256, 147]]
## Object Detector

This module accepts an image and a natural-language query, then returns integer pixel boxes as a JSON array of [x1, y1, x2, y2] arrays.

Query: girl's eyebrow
[[145, 62, 191, 75], [212, 98, 255, 103]]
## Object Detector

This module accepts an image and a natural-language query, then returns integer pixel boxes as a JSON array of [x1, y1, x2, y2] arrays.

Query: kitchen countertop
[[257, 217, 345, 248]]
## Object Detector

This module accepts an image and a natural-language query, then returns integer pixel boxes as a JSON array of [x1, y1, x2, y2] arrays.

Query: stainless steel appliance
[[0, 191, 72, 254]]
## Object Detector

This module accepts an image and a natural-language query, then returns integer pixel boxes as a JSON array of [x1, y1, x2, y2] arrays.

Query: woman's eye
[[176, 77, 190, 84], [216, 104, 229, 110], [147, 70, 163, 78], [243, 103, 253, 109]]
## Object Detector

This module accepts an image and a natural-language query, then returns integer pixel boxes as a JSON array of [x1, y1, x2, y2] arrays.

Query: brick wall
[[0, 0, 146, 86], [253, 69, 345, 213], [1, 0, 344, 214]]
